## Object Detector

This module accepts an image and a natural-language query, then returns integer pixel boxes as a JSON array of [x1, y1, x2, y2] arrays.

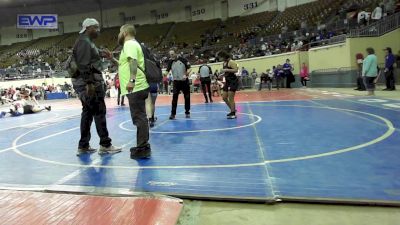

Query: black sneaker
[[227, 113, 237, 119], [76, 146, 97, 156], [130, 145, 151, 159], [226, 110, 237, 116], [45, 106, 51, 111], [185, 113, 190, 119], [169, 115, 176, 120], [149, 118, 155, 128], [205, 100, 209, 103]]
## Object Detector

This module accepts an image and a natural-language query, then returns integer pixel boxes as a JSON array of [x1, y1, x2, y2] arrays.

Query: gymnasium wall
[[277, 0, 316, 11], [228, 0, 277, 17], [1, 27, 31, 45], [192, 29, 399, 75], [308, 43, 352, 71], [191, 52, 301, 75], [308, 29, 400, 71], [32, 30, 60, 40], [348, 29, 400, 67]]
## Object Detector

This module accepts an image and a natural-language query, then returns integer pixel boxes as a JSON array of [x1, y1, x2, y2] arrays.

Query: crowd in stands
[[17, 49, 40, 57], [0, 82, 74, 104]]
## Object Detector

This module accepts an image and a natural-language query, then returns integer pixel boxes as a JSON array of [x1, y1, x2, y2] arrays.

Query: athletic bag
[[138, 44, 162, 83]]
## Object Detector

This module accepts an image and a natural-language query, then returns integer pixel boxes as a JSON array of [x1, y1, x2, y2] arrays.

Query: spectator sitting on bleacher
[[251, 68, 257, 80], [241, 67, 249, 77], [189, 72, 198, 82], [275, 65, 285, 90], [192, 74, 201, 93], [357, 10, 370, 25], [259, 69, 273, 91]]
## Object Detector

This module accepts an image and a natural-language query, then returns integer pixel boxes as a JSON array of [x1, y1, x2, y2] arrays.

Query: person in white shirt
[[358, 11, 371, 24], [371, 5, 383, 21], [261, 43, 267, 51], [198, 63, 213, 103], [7, 86, 51, 117], [297, 40, 304, 50], [190, 72, 198, 81]]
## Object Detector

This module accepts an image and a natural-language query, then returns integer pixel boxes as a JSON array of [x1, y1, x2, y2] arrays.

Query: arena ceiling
[[0, 0, 163, 27]]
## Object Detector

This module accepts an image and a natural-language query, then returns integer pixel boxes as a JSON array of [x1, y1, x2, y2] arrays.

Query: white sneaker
[[99, 145, 122, 155]]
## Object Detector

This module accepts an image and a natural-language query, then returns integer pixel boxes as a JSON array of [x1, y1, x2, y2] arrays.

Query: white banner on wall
[[17, 14, 58, 29]]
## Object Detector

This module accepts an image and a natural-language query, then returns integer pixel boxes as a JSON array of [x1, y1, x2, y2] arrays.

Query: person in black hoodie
[[72, 18, 121, 156]]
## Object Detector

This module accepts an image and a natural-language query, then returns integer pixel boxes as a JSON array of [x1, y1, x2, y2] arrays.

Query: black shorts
[[149, 83, 158, 93], [23, 105, 34, 114], [261, 76, 272, 82], [200, 77, 211, 84], [223, 77, 239, 92]]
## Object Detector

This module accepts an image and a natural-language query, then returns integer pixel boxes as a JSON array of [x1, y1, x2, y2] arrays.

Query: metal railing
[[309, 34, 347, 48], [349, 12, 400, 37], [312, 67, 358, 75]]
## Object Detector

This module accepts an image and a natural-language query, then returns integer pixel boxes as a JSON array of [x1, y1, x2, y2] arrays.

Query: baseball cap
[[79, 18, 100, 34]]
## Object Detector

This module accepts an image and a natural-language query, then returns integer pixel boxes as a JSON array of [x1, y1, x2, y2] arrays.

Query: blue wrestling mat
[[0, 97, 399, 205]]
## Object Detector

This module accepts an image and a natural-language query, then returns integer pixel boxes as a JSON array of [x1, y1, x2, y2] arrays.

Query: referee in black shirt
[[167, 50, 191, 120]]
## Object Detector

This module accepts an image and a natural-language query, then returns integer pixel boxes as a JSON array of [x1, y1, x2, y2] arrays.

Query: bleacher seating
[[94, 27, 120, 50], [0, 41, 36, 68], [267, 0, 345, 34], [223, 11, 278, 35], [26, 35, 66, 52], [167, 19, 220, 46], [136, 22, 174, 48]]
